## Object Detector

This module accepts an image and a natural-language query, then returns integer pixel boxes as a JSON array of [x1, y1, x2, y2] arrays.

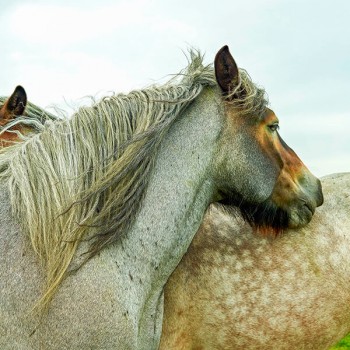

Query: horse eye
[[268, 123, 279, 132]]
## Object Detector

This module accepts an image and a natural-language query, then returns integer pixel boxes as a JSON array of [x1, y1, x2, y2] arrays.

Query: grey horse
[[0, 46, 322, 349]]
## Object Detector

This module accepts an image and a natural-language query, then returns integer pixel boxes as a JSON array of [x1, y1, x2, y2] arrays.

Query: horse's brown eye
[[268, 123, 279, 132]]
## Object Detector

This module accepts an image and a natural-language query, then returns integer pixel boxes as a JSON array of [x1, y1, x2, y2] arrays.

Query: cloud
[[2, 0, 199, 104], [7, 50, 139, 110], [7, 1, 149, 46]]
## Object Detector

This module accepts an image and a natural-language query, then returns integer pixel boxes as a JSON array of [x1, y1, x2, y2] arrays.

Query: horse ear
[[214, 46, 239, 95], [6, 86, 27, 117]]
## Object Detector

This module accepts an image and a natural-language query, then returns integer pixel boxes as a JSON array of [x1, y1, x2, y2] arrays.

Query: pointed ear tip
[[12, 86, 27, 107], [215, 46, 233, 64], [14, 85, 26, 95], [218, 45, 229, 54]]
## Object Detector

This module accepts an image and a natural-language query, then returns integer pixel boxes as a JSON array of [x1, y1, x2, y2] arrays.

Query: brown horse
[[161, 173, 350, 350], [0, 86, 59, 148], [0, 86, 28, 146]]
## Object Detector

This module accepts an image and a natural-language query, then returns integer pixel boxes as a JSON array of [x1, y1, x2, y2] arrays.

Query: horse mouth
[[302, 204, 313, 223], [304, 202, 315, 216], [287, 200, 316, 228], [300, 197, 316, 217]]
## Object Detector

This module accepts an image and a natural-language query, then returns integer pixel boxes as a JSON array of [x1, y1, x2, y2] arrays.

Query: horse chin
[[219, 186, 321, 235], [218, 195, 290, 237], [287, 204, 314, 228]]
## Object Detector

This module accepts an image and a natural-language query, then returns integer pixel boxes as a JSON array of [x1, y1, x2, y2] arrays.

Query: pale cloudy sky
[[1, 0, 349, 176]]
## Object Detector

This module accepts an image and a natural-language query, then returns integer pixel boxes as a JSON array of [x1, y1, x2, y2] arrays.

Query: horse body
[[161, 173, 350, 350], [0, 47, 322, 349]]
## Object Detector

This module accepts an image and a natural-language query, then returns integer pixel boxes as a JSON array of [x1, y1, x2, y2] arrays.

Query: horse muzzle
[[287, 177, 323, 228]]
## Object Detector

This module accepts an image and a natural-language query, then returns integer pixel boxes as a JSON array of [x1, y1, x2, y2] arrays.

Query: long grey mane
[[0, 52, 218, 308], [0, 51, 267, 310]]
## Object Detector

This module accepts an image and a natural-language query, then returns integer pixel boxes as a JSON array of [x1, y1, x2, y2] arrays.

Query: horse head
[[213, 46, 323, 233], [0, 86, 28, 146]]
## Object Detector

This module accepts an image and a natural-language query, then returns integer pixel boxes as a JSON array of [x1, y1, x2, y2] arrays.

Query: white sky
[[1, 0, 349, 176]]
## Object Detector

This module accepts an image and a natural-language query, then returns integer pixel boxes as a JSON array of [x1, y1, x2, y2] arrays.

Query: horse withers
[[161, 173, 350, 350], [0, 46, 322, 349]]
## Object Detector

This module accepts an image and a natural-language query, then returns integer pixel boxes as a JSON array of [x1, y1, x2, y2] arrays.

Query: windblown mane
[[0, 52, 267, 309], [0, 97, 59, 137]]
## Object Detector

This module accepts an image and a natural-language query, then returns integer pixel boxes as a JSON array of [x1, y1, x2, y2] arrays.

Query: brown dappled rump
[[161, 173, 350, 350]]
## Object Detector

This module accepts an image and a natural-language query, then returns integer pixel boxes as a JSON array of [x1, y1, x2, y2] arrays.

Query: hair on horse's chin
[[217, 197, 289, 238]]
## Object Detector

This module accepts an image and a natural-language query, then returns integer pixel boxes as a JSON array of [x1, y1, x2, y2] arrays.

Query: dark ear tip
[[7, 85, 27, 116], [217, 45, 229, 56], [215, 46, 232, 66], [214, 45, 239, 95], [14, 85, 27, 98]]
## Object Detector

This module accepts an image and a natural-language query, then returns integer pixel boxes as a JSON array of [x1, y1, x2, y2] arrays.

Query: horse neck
[[119, 88, 223, 290]]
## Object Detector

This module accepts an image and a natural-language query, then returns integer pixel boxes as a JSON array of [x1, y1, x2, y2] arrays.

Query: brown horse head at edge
[[0, 86, 28, 147]]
